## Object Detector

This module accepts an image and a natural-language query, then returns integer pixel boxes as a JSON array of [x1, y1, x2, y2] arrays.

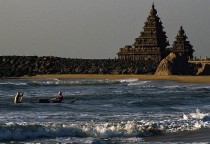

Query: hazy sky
[[0, 0, 209, 59]]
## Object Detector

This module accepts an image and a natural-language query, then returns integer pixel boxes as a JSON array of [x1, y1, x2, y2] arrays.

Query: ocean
[[0, 78, 210, 143]]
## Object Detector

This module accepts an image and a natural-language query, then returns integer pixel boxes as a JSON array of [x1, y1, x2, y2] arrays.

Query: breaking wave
[[119, 78, 139, 83], [29, 79, 121, 86], [116, 78, 151, 86], [3, 78, 150, 87], [0, 82, 28, 86], [0, 79, 121, 87], [1, 109, 210, 141], [128, 81, 151, 86]]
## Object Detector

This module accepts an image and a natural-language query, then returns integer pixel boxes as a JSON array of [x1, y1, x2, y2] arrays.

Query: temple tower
[[171, 26, 194, 60], [118, 3, 169, 61]]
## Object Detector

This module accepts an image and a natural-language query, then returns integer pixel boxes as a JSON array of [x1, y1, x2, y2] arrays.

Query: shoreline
[[144, 128, 210, 143], [11, 74, 210, 83]]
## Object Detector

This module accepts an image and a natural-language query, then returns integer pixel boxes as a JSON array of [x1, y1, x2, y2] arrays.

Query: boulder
[[155, 53, 189, 75], [155, 58, 173, 75]]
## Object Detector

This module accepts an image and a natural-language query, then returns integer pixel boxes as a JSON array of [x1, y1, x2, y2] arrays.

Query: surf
[[1, 109, 210, 142]]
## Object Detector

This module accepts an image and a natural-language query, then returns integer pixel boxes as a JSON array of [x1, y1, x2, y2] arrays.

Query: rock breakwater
[[0, 56, 159, 77], [0, 56, 209, 78]]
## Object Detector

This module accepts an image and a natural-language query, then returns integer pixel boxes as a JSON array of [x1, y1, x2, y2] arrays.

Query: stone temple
[[171, 26, 194, 60], [118, 3, 194, 62]]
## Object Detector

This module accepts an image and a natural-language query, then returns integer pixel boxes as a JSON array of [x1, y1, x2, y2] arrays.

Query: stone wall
[[0, 56, 159, 77], [1, 56, 209, 78], [188, 62, 210, 75]]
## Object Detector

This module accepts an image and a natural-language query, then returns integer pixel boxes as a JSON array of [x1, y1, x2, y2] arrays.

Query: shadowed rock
[[155, 53, 189, 75], [197, 64, 210, 75]]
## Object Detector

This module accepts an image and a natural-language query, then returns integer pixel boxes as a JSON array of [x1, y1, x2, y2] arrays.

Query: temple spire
[[150, 2, 157, 16], [118, 3, 169, 61], [178, 26, 185, 37], [172, 26, 194, 60]]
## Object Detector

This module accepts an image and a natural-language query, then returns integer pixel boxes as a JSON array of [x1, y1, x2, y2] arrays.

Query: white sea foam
[[119, 78, 139, 83], [192, 86, 210, 90], [182, 109, 210, 130], [0, 82, 27, 86], [128, 81, 151, 86], [183, 113, 188, 120], [190, 108, 209, 119], [163, 85, 179, 89], [30, 79, 117, 86], [1, 110, 210, 141]]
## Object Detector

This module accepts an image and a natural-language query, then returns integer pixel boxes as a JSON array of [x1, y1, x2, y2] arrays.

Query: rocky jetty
[[0, 56, 159, 78], [0, 55, 209, 78]]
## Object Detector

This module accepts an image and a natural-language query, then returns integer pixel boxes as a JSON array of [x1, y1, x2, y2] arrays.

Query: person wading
[[14, 92, 24, 103]]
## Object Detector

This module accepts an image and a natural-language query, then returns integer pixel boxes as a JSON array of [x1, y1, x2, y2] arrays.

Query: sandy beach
[[19, 74, 210, 83]]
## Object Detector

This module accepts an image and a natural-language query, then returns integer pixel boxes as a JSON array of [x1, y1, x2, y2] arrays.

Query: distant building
[[118, 3, 194, 62]]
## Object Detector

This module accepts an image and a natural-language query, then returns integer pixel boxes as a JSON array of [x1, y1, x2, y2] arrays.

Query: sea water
[[0, 78, 210, 143]]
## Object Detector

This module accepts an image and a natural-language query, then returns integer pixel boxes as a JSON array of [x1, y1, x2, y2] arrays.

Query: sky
[[0, 0, 209, 59]]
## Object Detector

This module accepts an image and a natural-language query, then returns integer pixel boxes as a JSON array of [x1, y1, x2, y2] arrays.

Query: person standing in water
[[14, 92, 24, 103]]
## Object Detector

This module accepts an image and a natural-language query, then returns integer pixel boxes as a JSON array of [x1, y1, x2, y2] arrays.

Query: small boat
[[38, 99, 60, 103], [38, 98, 78, 103]]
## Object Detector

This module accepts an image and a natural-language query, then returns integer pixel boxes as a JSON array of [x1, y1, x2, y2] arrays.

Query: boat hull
[[38, 99, 62, 103]]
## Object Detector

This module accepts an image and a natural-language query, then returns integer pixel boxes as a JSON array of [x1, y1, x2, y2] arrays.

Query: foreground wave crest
[[1, 109, 210, 141]]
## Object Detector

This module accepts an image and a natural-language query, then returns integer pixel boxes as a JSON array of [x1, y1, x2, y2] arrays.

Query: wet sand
[[144, 129, 210, 143], [20, 74, 210, 83]]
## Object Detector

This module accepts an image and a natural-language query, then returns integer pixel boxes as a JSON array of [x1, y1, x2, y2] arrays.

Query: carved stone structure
[[118, 3, 194, 62], [171, 26, 194, 60], [118, 3, 169, 61]]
